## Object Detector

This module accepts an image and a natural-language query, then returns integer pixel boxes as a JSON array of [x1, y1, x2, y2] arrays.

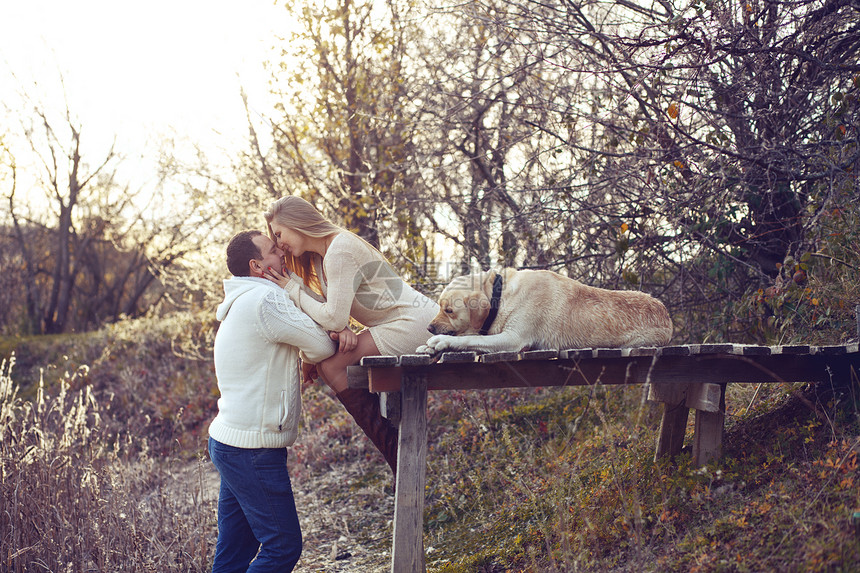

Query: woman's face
[[270, 221, 308, 257]]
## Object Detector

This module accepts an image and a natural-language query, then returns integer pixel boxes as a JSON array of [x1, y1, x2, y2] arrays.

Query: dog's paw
[[415, 344, 434, 355], [423, 334, 460, 353]]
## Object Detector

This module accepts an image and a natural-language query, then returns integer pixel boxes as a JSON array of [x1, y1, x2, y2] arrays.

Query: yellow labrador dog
[[417, 268, 673, 354]]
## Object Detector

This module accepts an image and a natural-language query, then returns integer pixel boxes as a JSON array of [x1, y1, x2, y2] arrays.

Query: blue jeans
[[208, 438, 302, 572]]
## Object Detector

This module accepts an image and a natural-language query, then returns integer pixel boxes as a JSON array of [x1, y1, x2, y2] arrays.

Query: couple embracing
[[207, 196, 439, 572]]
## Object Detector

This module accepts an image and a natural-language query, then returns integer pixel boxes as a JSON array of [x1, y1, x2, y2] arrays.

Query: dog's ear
[[482, 270, 501, 298], [468, 292, 491, 331]]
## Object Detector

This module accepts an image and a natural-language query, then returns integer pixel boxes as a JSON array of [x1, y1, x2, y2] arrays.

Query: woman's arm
[[287, 271, 326, 303], [282, 249, 357, 332], [264, 268, 326, 304]]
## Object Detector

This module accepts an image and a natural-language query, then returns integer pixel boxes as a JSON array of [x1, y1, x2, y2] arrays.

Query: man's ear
[[468, 292, 491, 331], [249, 258, 264, 277]]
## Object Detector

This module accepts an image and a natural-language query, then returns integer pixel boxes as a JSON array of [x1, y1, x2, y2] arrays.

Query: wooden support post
[[650, 382, 725, 463], [391, 372, 428, 573], [692, 383, 727, 467], [650, 384, 689, 461], [654, 400, 689, 461]]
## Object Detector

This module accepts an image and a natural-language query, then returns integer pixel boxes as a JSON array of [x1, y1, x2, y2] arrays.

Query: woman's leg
[[317, 330, 380, 392], [317, 331, 398, 475]]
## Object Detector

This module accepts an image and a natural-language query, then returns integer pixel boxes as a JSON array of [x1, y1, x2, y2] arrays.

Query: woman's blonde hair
[[263, 196, 342, 290]]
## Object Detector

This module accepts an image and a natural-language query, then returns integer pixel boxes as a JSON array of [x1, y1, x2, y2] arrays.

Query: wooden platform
[[346, 342, 860, 573]]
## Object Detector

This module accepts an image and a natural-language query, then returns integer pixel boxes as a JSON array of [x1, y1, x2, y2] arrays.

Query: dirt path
[[191, 456, 394, 572]]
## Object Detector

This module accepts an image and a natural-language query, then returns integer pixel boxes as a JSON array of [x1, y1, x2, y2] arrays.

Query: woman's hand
[[263, 266, 291, 289], [330, 327, 359, 353], [301, 361, 319, 392]]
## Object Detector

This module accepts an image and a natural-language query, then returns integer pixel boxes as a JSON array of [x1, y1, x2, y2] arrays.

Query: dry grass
[[0, 356, 214, 572], [0, 326, 396, 573], [421, 375, 860, 572]]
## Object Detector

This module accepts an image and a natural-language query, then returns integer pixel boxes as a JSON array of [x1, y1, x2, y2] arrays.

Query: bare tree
[[416, 0, 573, 273], [421, 0, 859, 339], [2, 95, 218, 334], [258, 0, 433, 256]]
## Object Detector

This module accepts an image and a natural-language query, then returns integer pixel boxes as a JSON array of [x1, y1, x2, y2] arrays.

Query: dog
[[416, 268, 673, 354]]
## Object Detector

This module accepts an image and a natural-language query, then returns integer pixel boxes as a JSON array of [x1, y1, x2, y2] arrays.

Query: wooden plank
[[369, 367, 403, 393], [742, 345, 771, 356], [353, 349, 843, 392], [638, 354, 832, 386], [479, 351, 521, 364], [421, 358, 643, 390], [560, 348, 594, 359], [437, 351, 478, 364], [400, 354, 437, 366], [696, 344, 734, 354], [819, 345, 847, 355], [361, 355, 399, 367], [391, 373, 428, 573], [629, 347, 659, 356], [776, 345, 811, 355], [593, 348, 624, 358], [521, 349, 559, 360], [660, 345, 692, 356]]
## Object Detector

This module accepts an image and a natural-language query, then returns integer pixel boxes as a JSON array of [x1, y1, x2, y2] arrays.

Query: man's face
[[250, 234, 286, 277]]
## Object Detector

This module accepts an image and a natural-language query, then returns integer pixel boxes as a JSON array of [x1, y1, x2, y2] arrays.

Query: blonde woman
[[263, 196, 439, 475]]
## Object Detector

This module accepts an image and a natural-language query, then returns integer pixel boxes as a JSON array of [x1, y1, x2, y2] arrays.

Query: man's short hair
[[226, 230, 264, 277]]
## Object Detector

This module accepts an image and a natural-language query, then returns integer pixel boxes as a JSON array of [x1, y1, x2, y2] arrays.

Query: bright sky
[[0, 0, 284, 192]]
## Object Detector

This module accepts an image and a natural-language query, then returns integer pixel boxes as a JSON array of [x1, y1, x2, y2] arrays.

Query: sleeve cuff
[[284, 278, 301, 299]]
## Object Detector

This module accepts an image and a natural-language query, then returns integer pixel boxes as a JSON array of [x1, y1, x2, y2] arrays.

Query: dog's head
[[427, 271, 497, 336]]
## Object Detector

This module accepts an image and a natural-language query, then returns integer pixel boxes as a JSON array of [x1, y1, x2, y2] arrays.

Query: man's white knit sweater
[[208, 277, 336, 449]]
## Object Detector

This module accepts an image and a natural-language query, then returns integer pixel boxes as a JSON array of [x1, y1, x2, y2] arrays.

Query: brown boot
[[335, 388, 398, 476]]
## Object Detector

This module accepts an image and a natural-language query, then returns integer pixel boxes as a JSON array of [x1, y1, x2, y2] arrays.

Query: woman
[[263, 196, 439, 475]]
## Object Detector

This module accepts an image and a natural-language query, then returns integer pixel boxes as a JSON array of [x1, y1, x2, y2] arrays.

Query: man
[[208, 230, 336, 572]]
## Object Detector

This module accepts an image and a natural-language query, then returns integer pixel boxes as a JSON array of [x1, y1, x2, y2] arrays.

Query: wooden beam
[[369, 366, 402, 392], [408, 354, 833, 391], [412, 358, 643, 390], [351, 350, 850, 393], [391, 372, 428, 573]]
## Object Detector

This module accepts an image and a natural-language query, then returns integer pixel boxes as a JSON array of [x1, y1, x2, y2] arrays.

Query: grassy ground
[[423, 380, 860, 572], [2, 314, 859, 572]]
